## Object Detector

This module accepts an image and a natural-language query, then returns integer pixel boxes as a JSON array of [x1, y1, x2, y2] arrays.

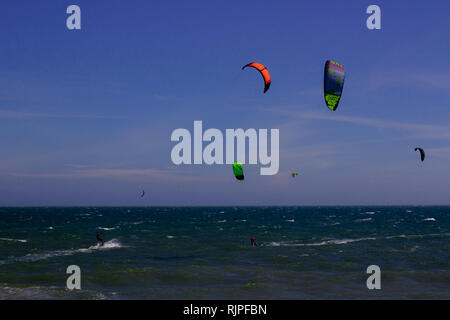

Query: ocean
[[0, 206, 449, 299]]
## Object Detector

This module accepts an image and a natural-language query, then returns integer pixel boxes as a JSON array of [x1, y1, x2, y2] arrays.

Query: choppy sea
[[0, 206, 449, 299]]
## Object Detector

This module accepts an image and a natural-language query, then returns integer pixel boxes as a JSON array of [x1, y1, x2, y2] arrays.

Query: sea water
[[0, 206, 449, 299]]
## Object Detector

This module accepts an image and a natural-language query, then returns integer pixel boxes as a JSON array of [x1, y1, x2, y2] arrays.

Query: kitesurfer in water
[[96, 231, 104, 246], [250, 235, 258, 247]]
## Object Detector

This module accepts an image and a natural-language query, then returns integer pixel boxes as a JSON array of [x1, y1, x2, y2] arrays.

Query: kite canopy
[[415, 147, 425, 162], [233, 162, 244, 181], [324, 60, 345, 111], [291, 172, 298, 178], [242, 62, 271, 93]]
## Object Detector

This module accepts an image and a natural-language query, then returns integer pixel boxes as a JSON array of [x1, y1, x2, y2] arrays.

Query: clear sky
[[0, 0, 449, 206]]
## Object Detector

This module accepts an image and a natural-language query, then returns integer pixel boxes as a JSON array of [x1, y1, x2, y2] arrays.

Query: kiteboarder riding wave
[[251, 235, 258, 247], [96, 231, 104, 246]]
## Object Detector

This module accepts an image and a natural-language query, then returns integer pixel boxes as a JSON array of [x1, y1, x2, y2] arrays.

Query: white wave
[[9, 239, 123, 263], [265, 237, 376, 247], [0, 284, 109, 300], [217, 220, 227, 223], [47, 227, 54, 230], [266, 232, 450, 248], [285, 219, 295, 223], [86, 239, 122, 250], [303, 237, 376, 246], [167, 235, 174, 239], [385, 232, 450, 240], [423, 218, 436, 222], [362, 211, 376, 215], [0, 238, 27, 243], [355, 218, 373, 222], [406, 210, 413, 213], [97, 227, 116, 231]]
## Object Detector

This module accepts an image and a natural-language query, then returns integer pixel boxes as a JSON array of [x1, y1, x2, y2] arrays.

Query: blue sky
[[0, 0, 449, 206]]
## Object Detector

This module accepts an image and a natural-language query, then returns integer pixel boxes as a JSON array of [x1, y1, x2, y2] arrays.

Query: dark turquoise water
[[0, 206, 449, 299]]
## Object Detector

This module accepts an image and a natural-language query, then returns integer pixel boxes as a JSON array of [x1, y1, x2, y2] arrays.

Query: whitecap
[[265, 237, 376, 247], [0, 238, 27, 243], [8, 239, 123, 263], [87, 239, 122, 250]]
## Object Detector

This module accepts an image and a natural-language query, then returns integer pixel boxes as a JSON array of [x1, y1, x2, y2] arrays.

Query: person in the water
[[96, 231, 104, 246], [250, 235, 258, 247]]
